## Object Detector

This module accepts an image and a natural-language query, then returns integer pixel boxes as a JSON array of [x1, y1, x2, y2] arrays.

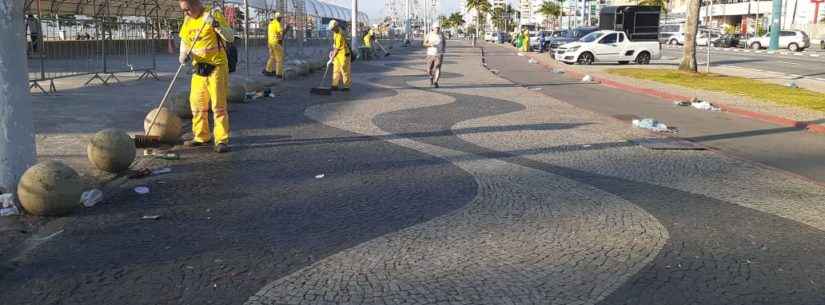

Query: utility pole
[[351, 0, 360, 52], [769, 0, 781, 49], [0, 0, 37, 194]]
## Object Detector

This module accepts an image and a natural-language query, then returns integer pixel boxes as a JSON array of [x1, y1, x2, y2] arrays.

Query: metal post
[[0, 0, 37, 195], [769, 0, 781, 49], [707, 0, 712, 73], [351, 0, 360, 54], [244, 0, 250, 78]]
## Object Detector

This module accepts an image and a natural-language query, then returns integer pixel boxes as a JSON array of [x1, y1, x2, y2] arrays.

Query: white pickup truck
[[555, 30, 661, 65]]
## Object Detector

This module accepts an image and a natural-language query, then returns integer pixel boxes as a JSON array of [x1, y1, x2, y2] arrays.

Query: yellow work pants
[[190, 63, 230, 144], [332, 54, 351, 89], [521, 40, 530, 52], [266, 45, 284, 76]]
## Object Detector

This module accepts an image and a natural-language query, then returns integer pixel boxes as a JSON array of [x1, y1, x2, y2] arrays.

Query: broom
[[135, 10, 212, 148], [375, 40, 391, 57], [310, 61, 333, 95]]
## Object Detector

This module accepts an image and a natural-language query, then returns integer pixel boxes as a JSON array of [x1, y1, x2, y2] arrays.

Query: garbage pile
[[632, 118, 677, 133], [674, 97, 721, 112]]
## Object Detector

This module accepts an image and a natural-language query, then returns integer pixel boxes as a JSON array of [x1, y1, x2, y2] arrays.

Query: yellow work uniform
[[363, 30, 373, 48], [331, 30, 351, 89], [520, 30, 530, 52], [266, 19, 284, 76], [180, 8, 231, 145]]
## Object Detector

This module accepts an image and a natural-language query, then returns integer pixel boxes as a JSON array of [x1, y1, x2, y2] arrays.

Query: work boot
[[184, 139, 212, 147], [433, 82, 439, 88], [262, 70, 275, 77], [214, 143, 230, 153], [341, 87, 350, 92], [330, 86, 339, 91]]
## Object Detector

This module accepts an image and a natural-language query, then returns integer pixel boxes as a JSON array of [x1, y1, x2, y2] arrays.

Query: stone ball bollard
[[87, 128, 136, 173], [170, 91, 193, 119], [17, 161, 85, 216], [144, 107, 183, 144], [228, 83, 247, 104]]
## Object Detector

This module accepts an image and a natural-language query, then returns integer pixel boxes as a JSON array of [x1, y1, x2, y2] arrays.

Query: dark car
[[546, 27, 599, 54], [713, 33, 742, 48]]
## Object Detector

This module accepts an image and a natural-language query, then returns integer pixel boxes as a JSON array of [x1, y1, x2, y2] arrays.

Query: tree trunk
[[679, 0, 701, 72], [0, 0, 37, 194]]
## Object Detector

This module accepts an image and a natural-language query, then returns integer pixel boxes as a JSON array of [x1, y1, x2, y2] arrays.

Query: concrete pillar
[[0, 0, 37, 194], [769, 0, 782, 50]]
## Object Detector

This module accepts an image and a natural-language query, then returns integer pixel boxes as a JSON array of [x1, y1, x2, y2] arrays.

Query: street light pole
[[351, 0, 360, 52], [0, 0, 37, 194], [769, 0, 782, 49]]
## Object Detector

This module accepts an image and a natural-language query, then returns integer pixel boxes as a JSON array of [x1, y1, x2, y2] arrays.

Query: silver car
[[746, 30, 811, 52]]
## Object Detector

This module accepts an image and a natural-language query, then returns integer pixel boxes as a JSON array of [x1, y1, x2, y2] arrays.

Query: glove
[[179, 43, 190, 65]]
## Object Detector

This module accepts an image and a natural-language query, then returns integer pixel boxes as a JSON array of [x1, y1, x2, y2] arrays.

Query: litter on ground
[[315, 174, 325, 179], [142, 215, 161, 220], [581, 75, 593, 82], [632, 118, 677, 133], [691, 101, 721, 111], [528, 58, 537, 64], [80, 189, 104, 208], [0, 193, 21, 216], [517, 53, 525, 57], [134, 186, 150, 195]]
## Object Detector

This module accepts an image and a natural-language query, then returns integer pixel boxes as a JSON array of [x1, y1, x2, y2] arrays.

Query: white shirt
[[424, 31, 444, 56]]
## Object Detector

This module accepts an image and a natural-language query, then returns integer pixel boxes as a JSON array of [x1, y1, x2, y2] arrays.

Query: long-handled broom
[[375, 40, 391, 57], [134, 11, 212, 148], [310, 61, 333, 96]]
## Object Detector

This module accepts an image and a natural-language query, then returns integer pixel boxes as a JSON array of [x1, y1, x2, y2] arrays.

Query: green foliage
[[639, 0, 669, 13]]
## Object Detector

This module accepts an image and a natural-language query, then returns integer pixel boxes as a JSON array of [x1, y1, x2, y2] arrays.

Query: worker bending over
[[178, 0, 234, 153], [264, 11, 284, 78], [327, 20, 351, 91]]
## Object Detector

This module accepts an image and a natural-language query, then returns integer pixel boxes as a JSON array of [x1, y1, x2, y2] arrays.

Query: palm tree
[[502, 4, 517, 32], [465, 0, 491, 46], [679, 0, 700, 72], [538, 1, 562, 30], [448, 12, 465, 33], [639, 0, 670, 13], [491, 7, 506, 31]]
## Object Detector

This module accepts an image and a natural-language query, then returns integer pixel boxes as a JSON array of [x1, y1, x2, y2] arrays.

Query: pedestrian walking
[[264, 11, 284, 78], [178, 0, 234, 153], [26, 15, 41, 53], [327, 20, 351, 91], [423, 22, 446, 88], [520, 28, 530, 52]]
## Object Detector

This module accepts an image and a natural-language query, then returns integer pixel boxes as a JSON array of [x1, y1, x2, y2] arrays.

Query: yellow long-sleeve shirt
[[268, 19, 283, 46]]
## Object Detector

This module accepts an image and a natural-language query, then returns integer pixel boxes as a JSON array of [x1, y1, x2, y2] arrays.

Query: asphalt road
[[661, 47, 825, 80], [485, 43, 825, 183]]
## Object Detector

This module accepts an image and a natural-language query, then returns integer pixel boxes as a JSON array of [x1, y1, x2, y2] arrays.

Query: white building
[[459, 0, 480, 29], [699, 0, 824, 36]]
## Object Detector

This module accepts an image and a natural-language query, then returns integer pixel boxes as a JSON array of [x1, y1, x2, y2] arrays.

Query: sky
[[324, 0, 515, 22]]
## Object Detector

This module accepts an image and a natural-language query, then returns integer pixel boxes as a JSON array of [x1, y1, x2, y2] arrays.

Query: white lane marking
[[779, 61, 800, 65]]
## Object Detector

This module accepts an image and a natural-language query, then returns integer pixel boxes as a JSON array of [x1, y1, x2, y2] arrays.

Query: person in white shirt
[[422, 22, 446, 88]]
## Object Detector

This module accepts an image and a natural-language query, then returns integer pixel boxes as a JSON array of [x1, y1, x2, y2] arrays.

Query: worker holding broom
[[178, 0, 234, 153], [362, 28, 375, 59], [264, 11, 284, 78], [327, 20, 351, 91]]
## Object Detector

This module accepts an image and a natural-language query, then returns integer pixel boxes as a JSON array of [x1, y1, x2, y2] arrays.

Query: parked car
[[546, 27, 599, 54], [483, 32, 495, 42], [696, 32, 722, 46], [555, 30, 662, 65], [660, 23, 686, 45], [746, 30, 811, 51], [713, 33, 742, 48]]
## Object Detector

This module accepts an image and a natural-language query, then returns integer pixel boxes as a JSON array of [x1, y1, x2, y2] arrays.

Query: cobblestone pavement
[[247, 42, 825, 305]]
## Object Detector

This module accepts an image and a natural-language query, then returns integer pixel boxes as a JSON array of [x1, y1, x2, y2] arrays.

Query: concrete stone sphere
[[228, 84, 247, 104], [170, 91, 193, 119], [144, 107, 183, 143], [17, 161, 85, 216], [87, 128, 136, 173]]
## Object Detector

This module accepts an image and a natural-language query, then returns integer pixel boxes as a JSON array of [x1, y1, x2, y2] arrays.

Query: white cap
[[327, 20, 338, 31], [272, 11, 281, 19], [431, 22, 440, 29]]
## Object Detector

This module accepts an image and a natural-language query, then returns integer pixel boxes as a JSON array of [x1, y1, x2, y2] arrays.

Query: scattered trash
[[142, 215, 161, 220], [144, 149, 179, 160], [0, 193, 21, 216], [551, 68, 565, 74], [581, 75, 593, 82], [632, 118, 676, 133], [691, 101, 721, 111], [529, 87, 542, 91], [152, 167, 172, 176], [528, 58, 537, 64], [673, 100, 691, 106], [582, 144, 592, 148], [517, 52, 525, 57], [80, 189, 104, 208], [315, 174, 325, 179], [786, 81, 798, 88], [134, 186, 150, 195]]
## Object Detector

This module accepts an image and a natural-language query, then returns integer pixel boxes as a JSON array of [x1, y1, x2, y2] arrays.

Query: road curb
[[521, 52, 825, 135]]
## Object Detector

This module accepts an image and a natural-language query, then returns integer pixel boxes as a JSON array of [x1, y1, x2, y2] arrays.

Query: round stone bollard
[[17, 161, 85, 216], [87, 129, 136, 173], [228, 84, 247, 104], [144, 108, 183, 144], [170, 91, 192, 119]]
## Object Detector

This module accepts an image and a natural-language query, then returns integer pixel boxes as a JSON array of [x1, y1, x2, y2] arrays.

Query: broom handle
[[375, 40, 388, 53], [146, 12, 212, 137]]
